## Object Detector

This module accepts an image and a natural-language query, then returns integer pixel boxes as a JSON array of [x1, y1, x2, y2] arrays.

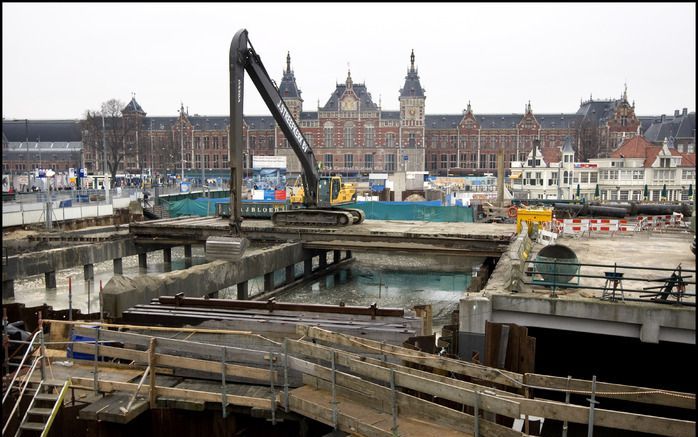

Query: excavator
[[206, 29, 364, 261]]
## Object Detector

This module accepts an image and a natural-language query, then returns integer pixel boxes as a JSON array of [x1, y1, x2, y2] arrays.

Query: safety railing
[[525, 260, 696, 305], [2, 356, 44, 435], [2, 329, 43, 405]]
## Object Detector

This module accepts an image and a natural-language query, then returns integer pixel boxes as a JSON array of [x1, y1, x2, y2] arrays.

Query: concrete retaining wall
[[2, 239, 143, 281], [102, 242, 305, 318], [491, 294, 696, 344], [3, 199, 129, 228]]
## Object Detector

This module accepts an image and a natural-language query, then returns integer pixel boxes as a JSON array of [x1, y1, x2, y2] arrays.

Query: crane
[[206, 29, 364, 261]]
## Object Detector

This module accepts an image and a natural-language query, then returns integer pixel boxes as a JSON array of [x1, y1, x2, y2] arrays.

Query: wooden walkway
[[13, 320, 696, 437]]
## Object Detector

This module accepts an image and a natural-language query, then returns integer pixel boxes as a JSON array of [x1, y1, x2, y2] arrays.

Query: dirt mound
[[404, 193, 426, 202]]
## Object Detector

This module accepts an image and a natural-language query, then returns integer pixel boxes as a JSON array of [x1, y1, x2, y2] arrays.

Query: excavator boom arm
[[229, 28, 319, 230]]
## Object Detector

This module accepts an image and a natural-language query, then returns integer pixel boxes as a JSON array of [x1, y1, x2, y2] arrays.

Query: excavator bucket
[[205, 236, 249, 262]]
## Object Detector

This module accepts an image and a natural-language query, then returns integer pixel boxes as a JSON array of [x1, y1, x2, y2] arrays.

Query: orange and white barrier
[[551, 215, 679, 236]]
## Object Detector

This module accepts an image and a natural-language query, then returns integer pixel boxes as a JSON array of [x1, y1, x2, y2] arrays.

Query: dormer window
[[660, 157, 671, 168]]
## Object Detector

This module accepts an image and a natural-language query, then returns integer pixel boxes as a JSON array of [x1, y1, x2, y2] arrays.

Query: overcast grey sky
[[2, 3, 695, 120]]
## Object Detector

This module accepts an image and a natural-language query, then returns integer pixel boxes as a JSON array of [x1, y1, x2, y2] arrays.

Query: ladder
[[14, 379, 70, 437]]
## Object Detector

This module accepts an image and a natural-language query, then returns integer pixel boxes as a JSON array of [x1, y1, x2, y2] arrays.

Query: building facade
[[3, 53, 695, 184], [511, 135, 695, 202]]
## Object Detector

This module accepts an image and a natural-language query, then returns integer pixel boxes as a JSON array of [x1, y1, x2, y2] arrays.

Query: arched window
[[323, 122, 334, 147], [344, 122, 354, 148], [364, 124, 374, 147], [563, 170, 569, 184]]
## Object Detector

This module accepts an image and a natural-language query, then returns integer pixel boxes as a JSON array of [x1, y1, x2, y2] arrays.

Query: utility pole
[[180, 103, 184, 181], [150, 119, 154, 182], [102, 112, 107, 186]]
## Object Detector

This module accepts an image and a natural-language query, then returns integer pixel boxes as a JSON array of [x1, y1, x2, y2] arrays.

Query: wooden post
[[331, 351, 338, 429], [587, 375, 598, 437], [283, 341, 290, 413], [390, 368, 399, 436], [93, 327, 100, 394], [562, 375, 571, 437], [149, 338, 157, 408], [221, 347, 227, 418], [2, 308, 8, 376], [474, 390, 480, 437], [99, 280, 104, 323], [269, 352, 276, 425]]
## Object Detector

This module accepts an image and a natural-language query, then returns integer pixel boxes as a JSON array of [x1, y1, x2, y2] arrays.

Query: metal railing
[[525, 260, 696, 305], [2, 330, 43, 405], [2, 356, 44, 435]]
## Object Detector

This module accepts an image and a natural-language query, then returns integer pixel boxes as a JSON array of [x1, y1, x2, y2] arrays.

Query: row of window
[[317, 153, 396, 171]]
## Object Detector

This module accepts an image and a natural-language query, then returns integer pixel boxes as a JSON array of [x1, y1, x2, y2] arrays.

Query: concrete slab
[[529, 232, 695, 302]]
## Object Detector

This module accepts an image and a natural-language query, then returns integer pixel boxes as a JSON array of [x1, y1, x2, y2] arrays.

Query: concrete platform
[[530, 231, 695, 301], [473, 231, 696, 344], [130, 217, 516, 256]]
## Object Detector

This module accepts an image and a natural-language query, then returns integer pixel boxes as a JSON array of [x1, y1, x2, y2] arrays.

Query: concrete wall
[[102, 242, 306, 318], [3, 199, 126, 228], [490, 294, 695, 344], [2, 239, 143, 281]]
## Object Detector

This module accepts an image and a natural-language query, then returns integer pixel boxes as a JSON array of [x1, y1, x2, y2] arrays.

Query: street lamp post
[[150, 119, 154, 183], [179, 104, 184, 181], [102, 112, 107, 188]]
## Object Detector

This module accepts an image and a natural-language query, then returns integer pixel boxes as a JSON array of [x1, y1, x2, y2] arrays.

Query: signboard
[[369, 173, 389, 180], [403, 155, 409, 161], [253, 156, 287, 169], [180, 181, 191, 193], [241, 200, 288, 218], [252, 156, 287, 191], [574, 163, 597, 168], [79, 168, 86, 177]]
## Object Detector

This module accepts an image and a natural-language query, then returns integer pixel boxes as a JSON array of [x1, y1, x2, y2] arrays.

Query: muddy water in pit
[[5, 246, 210, 314], [9, 248, 485, 334], [218, 252, 486, 333]]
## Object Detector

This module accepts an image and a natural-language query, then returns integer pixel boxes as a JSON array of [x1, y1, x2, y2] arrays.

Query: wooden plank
[[70, 377, 271, 409], [78, 393, 148, 424], [156, 397, 206, 411], [518, 397, 695, 437], [523, 373, 695, 410], [299, 326, 524, 389], [73, 343, 275, 382], [287, 339, 521, 419], [289, 385, 474, 437], [289, 338, 695, 437], [288, 393, 393, 437], [304, 374, 522, 437], [73, 326, 273, 366]]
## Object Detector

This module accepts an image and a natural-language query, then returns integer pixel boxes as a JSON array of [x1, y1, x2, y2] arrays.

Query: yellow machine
[[289, 175, 357, 207], [515, 207, 553, 234]]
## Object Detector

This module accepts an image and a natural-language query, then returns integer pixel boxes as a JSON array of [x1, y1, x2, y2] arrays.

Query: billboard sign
[[251, 156, 287, 191]]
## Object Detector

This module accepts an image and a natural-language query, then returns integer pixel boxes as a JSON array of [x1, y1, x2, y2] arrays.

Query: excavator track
[[272, 209, 355, 227], [341, 208, 366, 224]]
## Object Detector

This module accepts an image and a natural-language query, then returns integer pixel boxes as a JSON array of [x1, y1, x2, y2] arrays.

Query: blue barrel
[[534, 244, 580, 284]]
